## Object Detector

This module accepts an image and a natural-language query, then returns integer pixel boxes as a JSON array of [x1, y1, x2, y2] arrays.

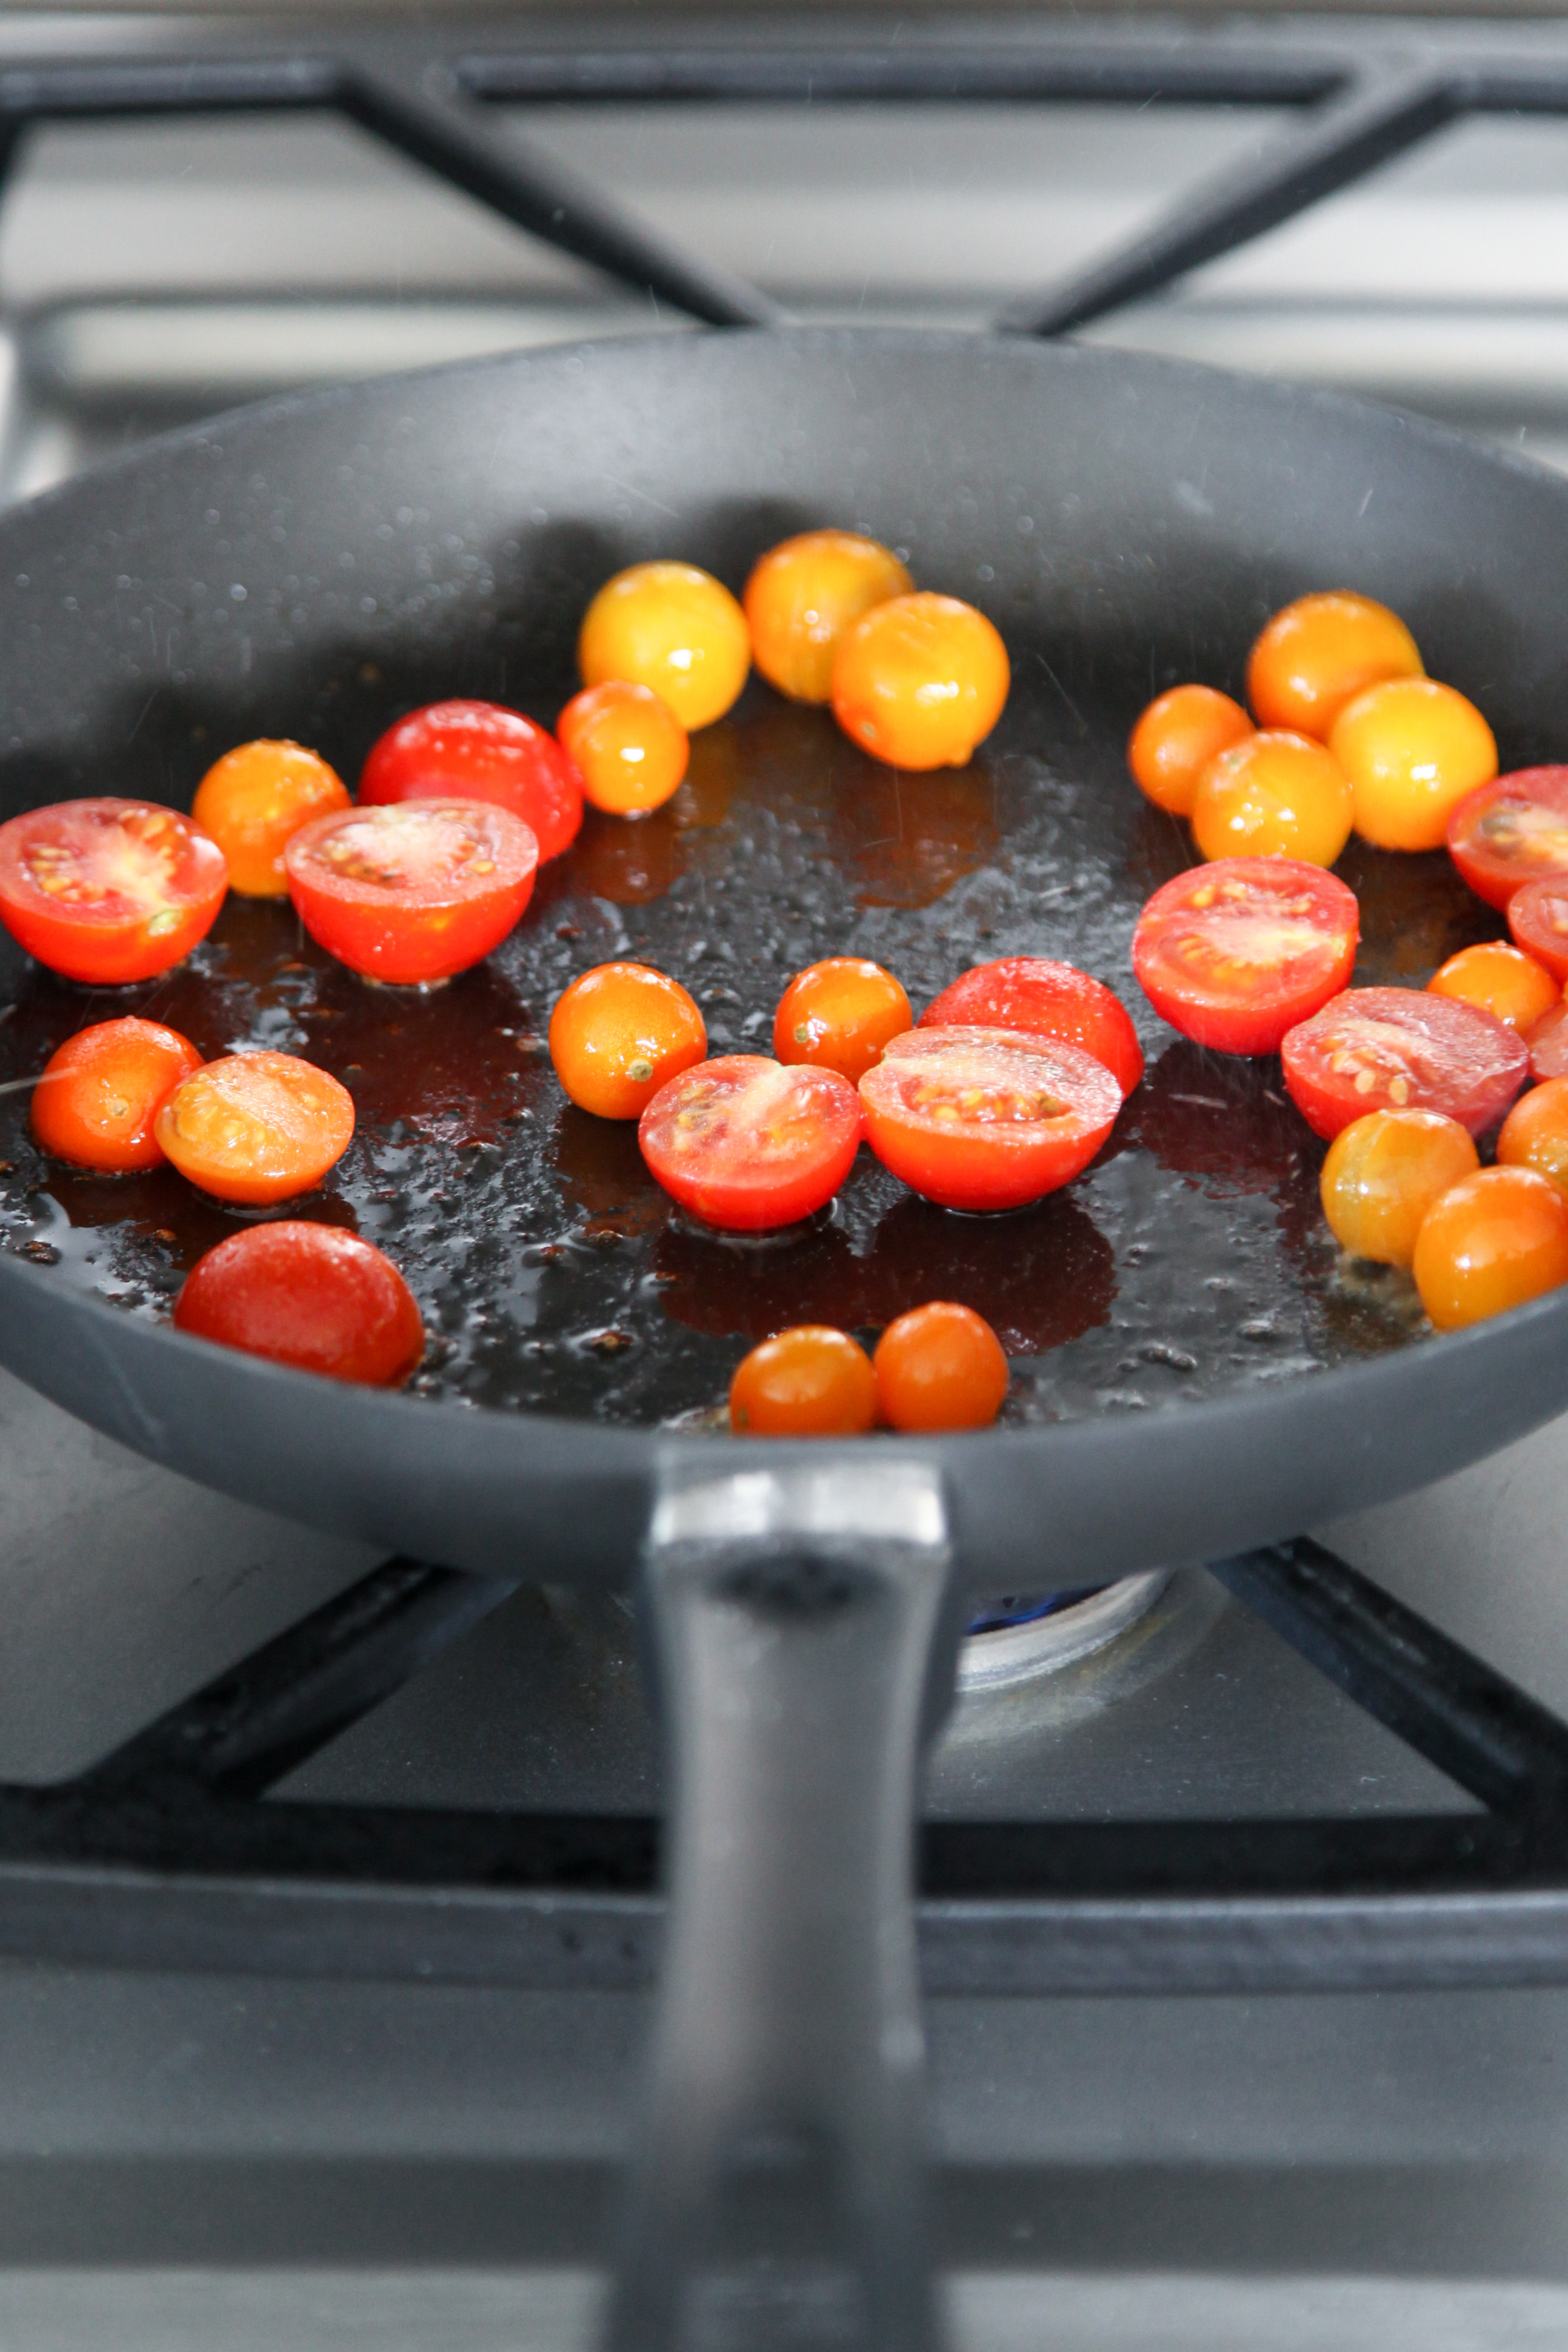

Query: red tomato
[[1508, 876, 1568, 984], [285, 801, 537, 984], [1132, 858, 1358, 1057], [1529, 998, 1568, 1083], [858, 1026, 1120, 1211], [918, 958, 1144, 1096], [1281, 986, 1528, 1141], [0, 798, 227, 984], [1447, 767, 1568, 910], [639, 1055, 861, 1231], [359, 700, 582, 863], [174, 1221, 424, 1385]]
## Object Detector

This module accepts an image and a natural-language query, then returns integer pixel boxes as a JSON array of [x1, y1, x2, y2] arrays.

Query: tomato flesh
[[918, 957, 1144, 1096], [1447, 767, 1568, 910], [1529, 998, 1568, 1082], [175, 1221, 424, 1385], [858, 1025, 1119, 1212], [359, 701, 583, 862], [285, 801, 537, 984], [639, 1055, 861, 1231], [1132, 857, 1358, 1057], [1281, 986, 1528, 1141], [0, 798, 227, 983], [155, 1051, 356, 1204]]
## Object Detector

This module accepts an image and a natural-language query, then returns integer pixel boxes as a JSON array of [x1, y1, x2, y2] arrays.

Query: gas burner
[[958, 1571, 1171, 1690]]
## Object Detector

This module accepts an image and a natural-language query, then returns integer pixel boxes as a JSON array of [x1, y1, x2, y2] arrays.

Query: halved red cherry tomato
[[858, 1026, 1119, 1212], [285, 801, 537, 985], [155, 1051, 355, 1204], [359, 700, 582, 864], [1508, 877, 1568, 984], [1529, 999, 1568, 1082], [1132, 858, 1358, 1057], [174, 1221, 424, 1385], [30, 1016, 202, 1172], [639, 1055, 861, 1231], [0, 798, 227, 984], [1447, 767, 1568, 910], [918, 958, 1144, 1097], [1281, 986, 1527, 1141]]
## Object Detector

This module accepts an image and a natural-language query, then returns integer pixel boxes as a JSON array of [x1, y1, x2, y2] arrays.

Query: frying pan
[[3, 329, 1568, 2346]]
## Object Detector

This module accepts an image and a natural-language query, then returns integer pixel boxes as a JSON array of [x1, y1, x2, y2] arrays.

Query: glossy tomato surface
[[155, 1051, 356, 1204], [1281, 986, 1528, 1141], [175, 1221, 424, 1385], [359, 700, 583, 863], [858, 1025, 1119, 1211], [30, 1017, 202, 1173], [918, 957, 1143, 1096], [0, 798, 227, 984], [1132, 858, 1359, 1057], [639, 1055, 861, 1231], [872, 1301, 1009, 1431], [1507, 876, 1568, 984], [729, 1325, 878, 1435], [192, 740, 349, 897], [1447, 767, 1568, 910], [285, 800, 537, 984]]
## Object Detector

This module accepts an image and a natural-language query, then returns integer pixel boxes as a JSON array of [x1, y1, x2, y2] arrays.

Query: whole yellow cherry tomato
[[1428, 941, 1559, 1034], [578, 561, 750, 731], [1319, 1108, 1478, 1267], [1191, 729, 1353, 866], [558, 680, 689, 815], [773, 958, 912, 1085], [1331, 677, 1497, 852], [192, 740, 349, 898], [744, 531, 913, 704], [1412, 1163, 1568, 1329], [1128, 684, 1253, 818], [832, 592, 1009, 770], [1247, 592, 1423, 738], [1497, 1077, 1568, 1198]]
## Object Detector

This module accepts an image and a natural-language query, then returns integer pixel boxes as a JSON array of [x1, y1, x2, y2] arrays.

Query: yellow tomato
[[1127, 684, 1253, 818], [578, 561, 750, 731], [744, 530, 913, 704], [1247, 592, 1423, 738], [1428, 941, 1559, 1034], [191, 740, 349, 898], [1319, 1108, 1479, 1267], [1190, 729, 1353, 866], [558, 680, 689, 815], [832, 592, 1009, 770], [1413, 1164, 1568, 1329], [773, 958, 912, 1085], [549, 962, 706, 1120], [1498, 1078, 1568, 1197], [1331, 678, 1498, 852]]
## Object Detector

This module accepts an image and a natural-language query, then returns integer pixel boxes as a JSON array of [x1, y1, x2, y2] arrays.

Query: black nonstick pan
[[2, 329, 1567, 2347]]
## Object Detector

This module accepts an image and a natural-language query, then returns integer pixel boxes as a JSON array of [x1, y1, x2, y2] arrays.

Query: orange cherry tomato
[[556, 680, 689, 815], [191, 740, 349, 898], [154, 1051, 355, 1204], [285, 801, 537, 985], [1428, 941, 1558, 1034], [1319, 1108, 1478, 1267], [1412, 1164, 1568, 1330], [873, 1301, 1009, 1432], [30, 1017, 203, 1173], [858, 1026, 1119, 1212], [578, 562, 750, 730], [832, 592, 1009, 771], [358, 700, 583, 864], [729, 1325, 877, 1437], [0, 798, 227, 984], [773, 958, 912, 1085], [639, 1055, 861, 1232], [918, 957, 1144, 1097], [744, 530, 913, 704], [174, 1221, 424, 1386], [1330, 678, 1498, 852], [1497, 1078, 1568, 1198], [1191, 729, 1353, 867], [549, 962, 707, 1120], [1247, 592, 1423, 738], [1507, 877, 1568, 984], [1127, 684, 1253, 818]]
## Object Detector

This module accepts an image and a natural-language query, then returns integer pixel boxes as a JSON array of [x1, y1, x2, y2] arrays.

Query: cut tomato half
[[1529, 1000, 1568, 1083], [359, 700, 584, 863], [1281, 986, 1528, 1141], [1508, 875, 1568, 984], [1448, 767, 1568, 910], [858, 1025, 1120, 1211], [285, 800, 537, 984], [639, 1054, 861, 1231], [1132, 857, 1358, 1057], [0, 798, 227, 984], [918, 957, 1144, 1096]]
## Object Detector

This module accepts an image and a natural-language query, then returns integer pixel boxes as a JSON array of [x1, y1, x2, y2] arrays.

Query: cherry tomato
[[1191, 729, 1353, 867], [155, 1051, 355, 1204], [1507, 877, 1568, 984], [1127, 684, 1252, 818], [774, 958, 912, 1086], [174, 1221, 424, 1385], [30, 1017, 202, 1173], [1413, 1164, 1568, 1330], [1319, 1108, 1478, 1266], [729, 1325, 877, 1437], [1429, 941, 1558, 1034], [639, 1055, 861, 1231], [285, 801, 536, 986], [1447, 766, 1568, 910], [1281, 986, 1527, 1141], [1498, 1078, 1568, 1198], [1132, 858, 1358, 1057], [918, 957, 1144, 1097], [358, 700, 582, 864], [1247, 592, 1423, 738], [832, 592, 1009, 771], [873, 1301, 1009, 1432], [550, 962, 707, 1120], [192, 740, 349, 898], [1330, 678, 1497, 852], [556, 680, 687, 816], [0, 798, 227, 984], [1529, 998, 1568, 1083], [858, 1026, 1119, 1212], [744, 531, 913, 704], [578, 562, 750, 731]]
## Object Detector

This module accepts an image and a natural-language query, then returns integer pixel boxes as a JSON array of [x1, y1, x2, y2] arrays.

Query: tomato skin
[[556, 681, 687, 816], [1529, 998, 1568, 1082], [1447, 767, 1568, 911], [1132, 857, 1359, 1057], [285, 801, 537, 985], [155, 1051, 355, 1204], [1428, 941, 1558, 1034], [0, 798, 227, 984], [30, 1017, 202, 1172], [1319, 1108, 1478, 1267], [1247, 592, 1423, 738], [1507, 877, 1568, 984], [918, 957, 1144, 1097], [359, 701, 582, 863], [1332, 677, 1497, 852], [775, 958, 913, 1086], [873, 1301, 1009, 1431], [174, 1221, 424, 1386], [832, 593, 1009, 771], [1498, 1078, 1568, 1198], [1191, 729, 1353, 867], [639, 1055, 861, 1231], [1127, 684, 1252, 818], [1281, 986, 1528, 1142], [192, 741, 349, 897], [858, 1025, 1119, 1212], [549, 963, 707, 1120], [579, 563, 750, 731], [744, 531, 913, 705], [729, 1325, 877, 1436], [1412, 1164, 1568, 1331]]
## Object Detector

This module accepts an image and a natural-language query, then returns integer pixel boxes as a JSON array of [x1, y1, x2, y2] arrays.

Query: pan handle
[[605, 1458, 958, 2352]]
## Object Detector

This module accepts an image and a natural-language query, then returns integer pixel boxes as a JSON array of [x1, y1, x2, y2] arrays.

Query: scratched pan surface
[[0, 327, 1563, 1588]]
